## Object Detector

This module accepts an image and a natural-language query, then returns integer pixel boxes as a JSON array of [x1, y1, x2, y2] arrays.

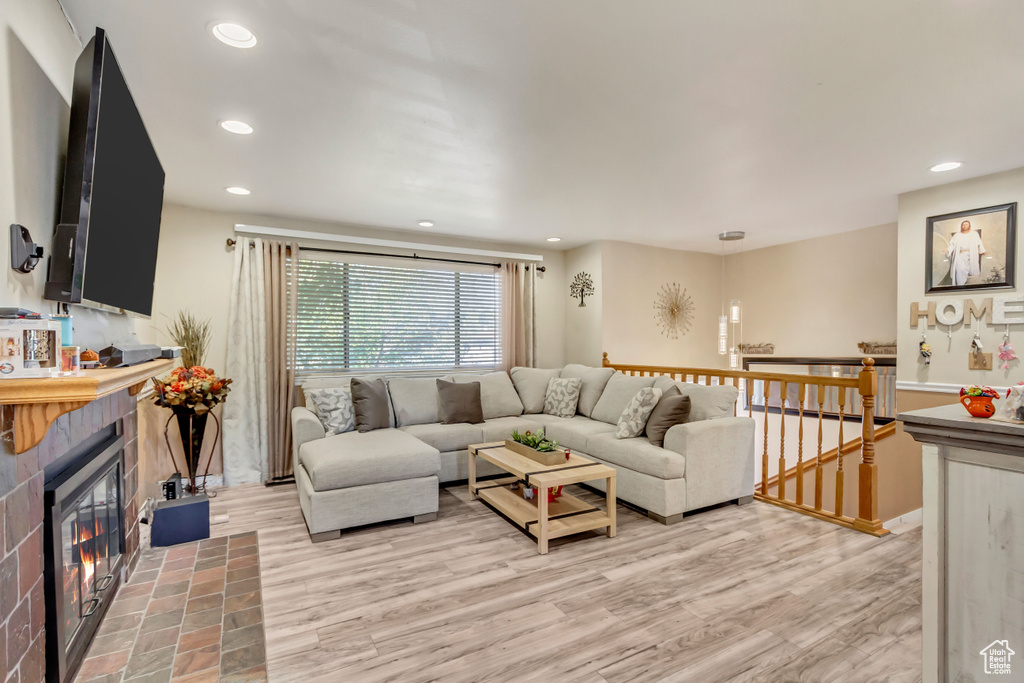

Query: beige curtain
[[502, 262, 536, 369], [263, 241, 298, 481], [223, 237, 298, 485]]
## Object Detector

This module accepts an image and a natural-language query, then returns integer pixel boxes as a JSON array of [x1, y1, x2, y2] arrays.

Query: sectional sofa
[[291, 364, 755, 541]]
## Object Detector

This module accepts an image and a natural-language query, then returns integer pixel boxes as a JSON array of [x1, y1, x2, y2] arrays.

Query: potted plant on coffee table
[[506, 428, 567, 466]]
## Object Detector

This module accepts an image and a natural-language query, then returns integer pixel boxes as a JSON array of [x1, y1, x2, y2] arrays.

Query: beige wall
[[0, 1, 136, 348], [725, 223, 898, 358], [897, 166, 1024, 385], [601, 241, 723, 368], [563, 243, 603, 366]]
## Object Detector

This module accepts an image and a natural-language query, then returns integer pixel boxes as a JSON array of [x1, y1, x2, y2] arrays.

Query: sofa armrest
[[663, 417, 756, 511], [292, 406, 326, 473]]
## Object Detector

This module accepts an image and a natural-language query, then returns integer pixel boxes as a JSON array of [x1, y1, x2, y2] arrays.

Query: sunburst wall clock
[[653, 283, 694, 339]]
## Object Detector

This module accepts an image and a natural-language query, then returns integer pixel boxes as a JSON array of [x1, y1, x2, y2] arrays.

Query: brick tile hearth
[[75, 532, 267, 683]]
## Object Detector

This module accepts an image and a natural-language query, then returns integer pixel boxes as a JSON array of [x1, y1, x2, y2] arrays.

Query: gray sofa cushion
[[299, 429, 440, 491], [306, 387, 355, 435], [479, 416, 546, 443], [587, 432, 685, 479], [302, 376, 396, 427], [541, 415, 616, 453], [646, 390, 691, 448], [591, 374, 657, 425], [388, 377, 446, 427], [351, 378, 392, 432], [653, 377, 738, 422], [559, 364, 615, 417], [453, 372, 524, 419], [400, 423, 485, 453], [544, 377, 582, 418], [510, 367, 561, 414], [437, 380, 485, 424], [615, 387, 663, 438]]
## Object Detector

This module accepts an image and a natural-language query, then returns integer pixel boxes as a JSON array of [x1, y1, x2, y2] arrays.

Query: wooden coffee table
[[468, 442, 617, 555]]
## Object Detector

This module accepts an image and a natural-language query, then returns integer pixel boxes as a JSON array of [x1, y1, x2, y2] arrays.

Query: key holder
[[9, 224, 44, 273]]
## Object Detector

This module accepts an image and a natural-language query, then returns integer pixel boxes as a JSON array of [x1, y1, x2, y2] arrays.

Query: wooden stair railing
[[764, 422, 897, 491], [603, 353, 889, 536]]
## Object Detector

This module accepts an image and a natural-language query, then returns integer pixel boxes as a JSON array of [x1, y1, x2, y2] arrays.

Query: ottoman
[[295, 428, 441, 541]]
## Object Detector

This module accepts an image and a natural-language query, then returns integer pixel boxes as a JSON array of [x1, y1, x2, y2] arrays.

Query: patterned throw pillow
[[616, 387, 663, 438], [307, 387, 355, 435], [544, 377, 583, 418]]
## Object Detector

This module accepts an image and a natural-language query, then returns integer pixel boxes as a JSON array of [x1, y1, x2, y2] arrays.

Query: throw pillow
[[645, 389, 692, 447], [510, 367, 561, 414], [544, 377, 582, 418], [436, 379, 485, 424], [306, 387, 355, 435], [616, 387, 663, 439], [350, 378, 391, 432]]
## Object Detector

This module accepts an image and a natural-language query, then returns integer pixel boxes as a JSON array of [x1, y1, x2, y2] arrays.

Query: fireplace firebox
[[43, 428, 126, 683]]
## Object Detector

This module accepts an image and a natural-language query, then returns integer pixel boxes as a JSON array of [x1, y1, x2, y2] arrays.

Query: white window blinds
[[293, 256, 502, 375]]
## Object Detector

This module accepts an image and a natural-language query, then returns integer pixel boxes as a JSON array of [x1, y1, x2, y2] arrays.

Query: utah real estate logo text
[[980, 640, 1015, 675]]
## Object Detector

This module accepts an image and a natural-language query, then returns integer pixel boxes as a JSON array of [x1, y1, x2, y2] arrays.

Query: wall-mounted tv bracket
[[10, 224, 44, 273]]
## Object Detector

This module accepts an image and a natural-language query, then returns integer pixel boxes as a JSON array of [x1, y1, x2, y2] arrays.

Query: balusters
[[815, 384, 825, 511], [777, 381, 787, 501], [835, 386, 847, 516], [796, 383, 806, 506], [748, 379, 754, 419], [761, 380, 771, 495]]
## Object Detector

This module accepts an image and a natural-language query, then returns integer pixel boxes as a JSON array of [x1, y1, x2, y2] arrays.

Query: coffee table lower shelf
[[472, 476, 613, 542]]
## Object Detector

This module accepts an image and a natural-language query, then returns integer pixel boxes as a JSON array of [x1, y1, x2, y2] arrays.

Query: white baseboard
[[884, 507, 922, 534]]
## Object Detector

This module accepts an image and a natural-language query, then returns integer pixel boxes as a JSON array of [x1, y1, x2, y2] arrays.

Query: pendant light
[[719, 231, 745, 369]]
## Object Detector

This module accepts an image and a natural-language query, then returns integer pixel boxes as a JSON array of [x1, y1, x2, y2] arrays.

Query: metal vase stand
[[163, 407, 220, 497]]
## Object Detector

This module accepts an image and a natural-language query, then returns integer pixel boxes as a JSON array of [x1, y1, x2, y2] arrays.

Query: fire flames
[[64, 516, 106, 634], [76, 517, 102, 589]]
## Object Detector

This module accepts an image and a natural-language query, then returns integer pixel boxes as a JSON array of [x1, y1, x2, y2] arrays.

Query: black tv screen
[[45, 28, 164, 317]]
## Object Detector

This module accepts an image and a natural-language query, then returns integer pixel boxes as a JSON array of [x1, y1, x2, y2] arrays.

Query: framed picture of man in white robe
[[926, 202, 1016, 293]]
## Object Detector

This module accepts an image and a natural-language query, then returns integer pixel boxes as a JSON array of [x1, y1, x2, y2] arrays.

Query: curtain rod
[[225, 238, 546, 272]]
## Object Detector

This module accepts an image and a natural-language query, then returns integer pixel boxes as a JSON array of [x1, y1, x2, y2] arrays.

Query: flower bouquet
[[153, 366, 232, 493], [152, 366, 232, 413]]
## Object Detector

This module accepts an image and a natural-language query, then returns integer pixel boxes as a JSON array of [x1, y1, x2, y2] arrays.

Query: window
[[293, 257, 502, 375]]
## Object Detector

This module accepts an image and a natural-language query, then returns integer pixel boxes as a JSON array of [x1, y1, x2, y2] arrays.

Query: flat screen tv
[[45, 27, 164, 317]]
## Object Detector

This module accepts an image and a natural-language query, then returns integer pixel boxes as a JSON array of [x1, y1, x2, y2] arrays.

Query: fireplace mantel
[[0, 358, 174, 454]]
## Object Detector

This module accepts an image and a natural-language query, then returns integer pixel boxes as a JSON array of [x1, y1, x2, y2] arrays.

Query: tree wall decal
[[569, 271, 595, 307]]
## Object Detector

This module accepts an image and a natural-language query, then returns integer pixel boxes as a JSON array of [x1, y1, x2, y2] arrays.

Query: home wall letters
[[910, 295, 1024, 328]]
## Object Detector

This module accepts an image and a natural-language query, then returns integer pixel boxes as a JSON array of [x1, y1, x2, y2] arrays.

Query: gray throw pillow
[[306, 387, 355, 435], [615, 387, 663, 438], [510, 367, 561, 414], [544, 377, 582, 418], [437, 379, 484, 424], [645, 389, 692, 447], [350, 378, 391, 432]]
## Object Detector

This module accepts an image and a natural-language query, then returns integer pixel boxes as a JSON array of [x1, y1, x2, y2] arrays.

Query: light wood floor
[[208, 483, 922, 683]]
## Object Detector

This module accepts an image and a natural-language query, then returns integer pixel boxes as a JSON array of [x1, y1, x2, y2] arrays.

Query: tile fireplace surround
[[1, 390, 142, 683]]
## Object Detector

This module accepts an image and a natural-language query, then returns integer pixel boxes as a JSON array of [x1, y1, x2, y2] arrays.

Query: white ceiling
[[58, 1, 1024, 253]]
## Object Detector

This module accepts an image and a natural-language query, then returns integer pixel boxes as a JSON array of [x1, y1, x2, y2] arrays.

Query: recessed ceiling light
[[546, 237, 561, 242], [220, 120, 253, 135], [226, 186, 250, 195], [930, 161, 962, 173], [418, 220, 434, 228], [212, 23, 257, 49]]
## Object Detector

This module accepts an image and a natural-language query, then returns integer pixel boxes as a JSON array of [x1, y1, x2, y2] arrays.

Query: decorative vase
[[173, 406, 209, 492], [960, 395, 995, 418]]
